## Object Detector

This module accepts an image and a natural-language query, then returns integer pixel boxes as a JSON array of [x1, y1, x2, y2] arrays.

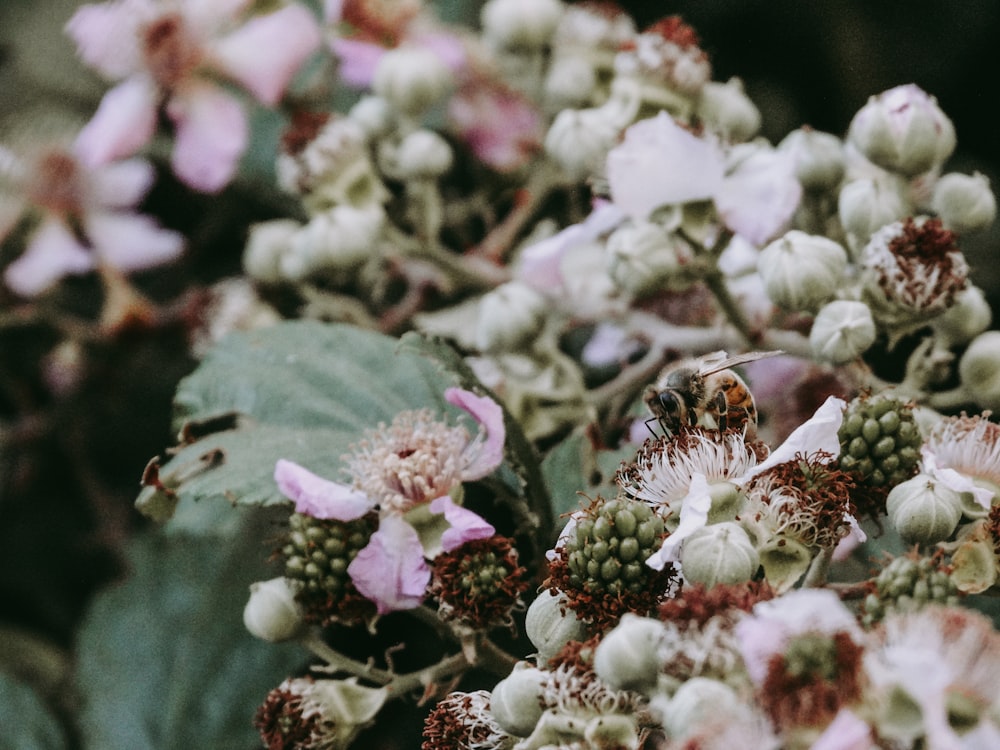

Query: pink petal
[[445, 387, 505, 480], [65, 0, 150, 80], [413, 30, 468, 74], [430, 496, 495, 552], [607, 112, 725, 220], [274, 459, 373, 521], [324, 0, 343, 23], [4, 218, 94, 297], [74, 76, 159, 167], [208, 4, 321, 106], [715, 146, 802, 246], [348, 516, 430, 615], [166, 82, 248, 192], [330, 37, 386, 88], [448, 81, 542, 172], [808, 710, 872, 750], [84, 212, 185, 271], [87, 158, 156, 208]]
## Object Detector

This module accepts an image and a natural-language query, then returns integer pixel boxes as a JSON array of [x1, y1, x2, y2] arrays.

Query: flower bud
[[837, 176, 911, 244], [481, 0, 564, 49], [379, 129, 453, 180], [489, 662, 547, 736], [544, 56, 598, 108], [847, 84, 955, 177], [758, 230, 847, 311], [695, 77, 761, 143], [243, 577, 305, 642], [661, 677, 742, 740], [679, 522, 759, 587], [959, 331, 1000, 411], [605, 221, 694, 296], [373, 46, 453, 116], [243, 219, 299, 283], [809, 299, 877, 364], [475, 280, 548, 352], [932, 284, 992, 347], [583, 714, 640, 750], [545, 107, 620, 179], [886, 474, 963, 544], [931, 171, 997, 234], [593, 613, 665, 692], [525, 589, 588, 661], [778, 127, 845, 192], [280, 206, 384, 280], [347, 95, 393, 141]]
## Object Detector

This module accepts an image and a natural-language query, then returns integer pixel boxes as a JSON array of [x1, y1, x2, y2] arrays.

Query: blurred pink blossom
[[607, 112, 802, 245], [67, 0, 321, 192], [1, 138, 183, 297]]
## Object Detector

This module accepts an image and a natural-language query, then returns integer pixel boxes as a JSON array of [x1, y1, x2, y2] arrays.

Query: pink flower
[[346, 515, 431, 614], [67, 0, 321, 192], [273, 459, 374, 521], [444, 387, 505, 480], [430, 496, 495, 552], [1, 138, 183, 297], [448, 77, 544, 172], [607, 112, 802, 245]]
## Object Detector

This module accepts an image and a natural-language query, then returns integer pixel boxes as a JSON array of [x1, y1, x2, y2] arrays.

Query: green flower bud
[[778, 127, 845, 192], [281, 206, 385, 280], [545, 56, 598, 109], [932, 285, 992, 348], [661, 677, 742, 741], [525, 589, 588, 662], [679, 522, 759, 587], [959, 331, 1000, 411], [380, 129, 453, 180], [244, 220, 299, 283], [475, 281, 548, 353], [837, 176, 910, 245], [373, 47, 452, 116], [886, 474, 963, 544], [593, 613, 665, 693], [481, 0, 563, 49], [490, 662, 547, 737], [847, 84, 955, 177], [758, 230, 848, 311], [931, 171, 997, 234], [545, 107, 620, 180], [696, 77, 761, 143], [605, 221, 694, 297], [583, 714, 640, 750], [347, 95, 393, 141], [243, 577, 305, 643], [809, 299, 877, 364]]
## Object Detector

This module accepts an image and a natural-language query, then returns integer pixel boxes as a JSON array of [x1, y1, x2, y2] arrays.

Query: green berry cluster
[[432, 536, 529, 628], [838, 396, 921, 490], [565, 497, 665, 596], [282, 512, 373, 618], [862, 554, 960, 626]]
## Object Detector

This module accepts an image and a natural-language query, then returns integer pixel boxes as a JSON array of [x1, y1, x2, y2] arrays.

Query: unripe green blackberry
[[564, 498, 665, 596], [431, 536, 530, 629], [861, 554, 960, 627], [838, 396, 921, 510], [282, 512, 375, 624]]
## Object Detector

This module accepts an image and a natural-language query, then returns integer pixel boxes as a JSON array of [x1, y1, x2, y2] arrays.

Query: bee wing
[[697, 350, 784, 376]]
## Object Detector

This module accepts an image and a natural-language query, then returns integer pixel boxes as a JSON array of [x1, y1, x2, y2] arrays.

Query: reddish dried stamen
[[143, 13, 202, 90], [28, 151, 85, 216]]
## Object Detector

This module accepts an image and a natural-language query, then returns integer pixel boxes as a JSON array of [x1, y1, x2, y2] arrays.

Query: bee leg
[[714, 390, 729, 432], [644, 417, 661, 438]]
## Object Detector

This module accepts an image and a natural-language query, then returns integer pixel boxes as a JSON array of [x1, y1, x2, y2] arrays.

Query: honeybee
[[644, 350, 782, 439]]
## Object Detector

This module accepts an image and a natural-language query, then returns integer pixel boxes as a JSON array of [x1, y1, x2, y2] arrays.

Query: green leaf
[[76, 508, 304, 750], [173, 321, 453, 431], [0, 671, 67, 750], [142, 322, 466, 526], [542, 428, 637, 524]]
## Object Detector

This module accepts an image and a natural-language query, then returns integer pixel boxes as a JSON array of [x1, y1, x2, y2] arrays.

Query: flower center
[[143, 13, 202, 90], [28, 150, 86, 216]]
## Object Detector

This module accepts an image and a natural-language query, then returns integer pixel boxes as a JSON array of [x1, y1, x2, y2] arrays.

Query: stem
[[469, 162, 564, 263], [927, 386, 975, 412], [802, 547, 833, 588], [702, 269, 756, 347], [300, 630, 395, 684]]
